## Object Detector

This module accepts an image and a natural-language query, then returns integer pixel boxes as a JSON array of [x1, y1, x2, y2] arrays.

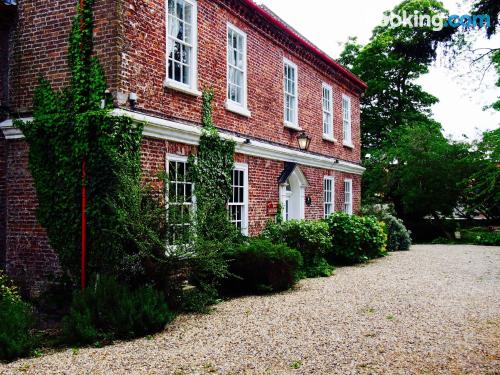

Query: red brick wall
[[0, 134, 6, 268], [8, 0, 119, 113], [4, 140, 59, 297], [118, 0, 362, 164]]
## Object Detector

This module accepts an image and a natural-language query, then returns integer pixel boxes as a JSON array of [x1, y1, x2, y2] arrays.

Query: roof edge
[[241, 0, 367, 91]]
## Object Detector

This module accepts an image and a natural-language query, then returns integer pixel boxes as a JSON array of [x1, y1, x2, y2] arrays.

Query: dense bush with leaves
[[325, 213, 387, 264], [222, 238, 303, 294], [0, 271, 35, 361], [263, 220, 333, 277], [462, 228, 500, 246], [382, 214, 412, 251], [62, 276, 175, 344]]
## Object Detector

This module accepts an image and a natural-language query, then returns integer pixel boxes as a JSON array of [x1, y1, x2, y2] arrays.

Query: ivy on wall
[[189, 89, 237, 242], [16, 0, 143, 282]]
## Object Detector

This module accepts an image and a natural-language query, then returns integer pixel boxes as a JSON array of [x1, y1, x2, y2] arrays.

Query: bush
[[263, 220, 333, 277], [325, 213, 387, 264], [0, 271, 35, 361], [462, 229, 500, 246], [382, 214, 412, 252], [222, 238, 303, 294], [62, 276, 175, 344]]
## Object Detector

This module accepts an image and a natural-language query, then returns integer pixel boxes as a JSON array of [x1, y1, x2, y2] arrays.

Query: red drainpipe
[[80, 0, 87, 290]]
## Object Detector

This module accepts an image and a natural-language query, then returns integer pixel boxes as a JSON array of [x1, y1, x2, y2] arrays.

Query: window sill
[[163, 79, 202, 97], [322, 135, 337, 143], [284, 121, 302, 131], [225, 101, 251, 118], [343, 142, 354, 149]]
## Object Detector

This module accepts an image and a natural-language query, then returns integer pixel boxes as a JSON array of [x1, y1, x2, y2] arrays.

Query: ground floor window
[[324, 176, 334, 217], [228, 163, 249, 235], [166, 155, 193, 245], [343, 178, 353, 215]]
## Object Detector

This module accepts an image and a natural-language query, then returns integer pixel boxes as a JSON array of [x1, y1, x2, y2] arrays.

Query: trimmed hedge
[[462, 228, 500, 246], [222, 238, 303, 294], [62, 276, 175, 344], [325, 213, 387, 264], [262, 220, 333, 277]]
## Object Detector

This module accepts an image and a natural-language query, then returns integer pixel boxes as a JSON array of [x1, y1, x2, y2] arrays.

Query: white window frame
[[283, 58, 299, 129], [342, 94, 353, 147], [225, 23, 251, 118], [165, 154, 195, 246], [324, 176, 335, 218], [164, 0, 201, 97], [228, 163, 249, 235], [322, 83, 334, 140], [343, 178, 353, 215]]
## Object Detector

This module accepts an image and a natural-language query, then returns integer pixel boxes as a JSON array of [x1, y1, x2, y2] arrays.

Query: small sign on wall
[[267, 201, 279, 215], [305, 196, 312, 206]]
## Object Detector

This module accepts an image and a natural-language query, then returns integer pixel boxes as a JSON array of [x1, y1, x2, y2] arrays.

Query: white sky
[[258, 0, 500, 140]]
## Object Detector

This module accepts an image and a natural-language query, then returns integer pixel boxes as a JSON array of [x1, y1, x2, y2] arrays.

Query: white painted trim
[[283, 57, 299, 128], [225, 100, 251, 118], [226, 22, 249, 112], [0, 118, 31, 139], [2, 110, 365, 175], [342, 94, 352, 147], [232, 162, 249, 236], [324, 175, 335, 218], [322, 82, 333, 139], [343, 178, 353, 215], [164, 0, 199, 94]]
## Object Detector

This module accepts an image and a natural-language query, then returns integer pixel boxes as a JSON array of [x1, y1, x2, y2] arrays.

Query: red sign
[[267, 201, 279, 215]]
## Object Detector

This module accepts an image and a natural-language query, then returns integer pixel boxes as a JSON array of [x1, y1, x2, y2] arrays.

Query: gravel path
[[2, 245, 500, 374]]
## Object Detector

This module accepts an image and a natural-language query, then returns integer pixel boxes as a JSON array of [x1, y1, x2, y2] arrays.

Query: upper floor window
[[342, 94, 352, 146], [324, 176, 334, 218], [322, 84, 333, 139], [343, 178, 353, 215], [228, 163, 249, 235], [166, 0, 199, 95], [283, 58, 298, 128], [226, 24, 249, 116]]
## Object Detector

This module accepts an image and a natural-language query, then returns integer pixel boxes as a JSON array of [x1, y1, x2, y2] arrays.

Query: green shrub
[[263, 220, 333, 277], [222, 238, 303, 294], [0, 271, 35, 361], [62, 276, 175, 344], [325, 213, 387, 264], [381, 214, 412, 252], [462, 229, 500, 246]]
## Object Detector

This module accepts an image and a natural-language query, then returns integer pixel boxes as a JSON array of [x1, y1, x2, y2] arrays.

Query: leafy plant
[[62, 276, 175, 345], [222, 238, 303, 294], [263, 220, 333, 277], [462, 229, 500, 246], [325, 212, 387, 264], [382, 214, 412, 251], [0, 272, 35, 361]]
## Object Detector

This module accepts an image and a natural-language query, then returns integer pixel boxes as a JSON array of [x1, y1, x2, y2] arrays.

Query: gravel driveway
[[2, 245, 500, 374]]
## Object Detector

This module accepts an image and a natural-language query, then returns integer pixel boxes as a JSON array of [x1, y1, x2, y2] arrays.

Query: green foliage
[[325, 213, 387, 264], [263, 220, 333, 277], [462, 228, 500, 246], [0, 299, 35, 361], [180, 284, 220, 314], [189, 89, 237, 243], [222, 238, 303, 294], [0, 272, 35, 361], [461, 128, 500, 221], [62, 276, 175, 345], [381, 214, 412, 252], [15, 1, 144, 282]]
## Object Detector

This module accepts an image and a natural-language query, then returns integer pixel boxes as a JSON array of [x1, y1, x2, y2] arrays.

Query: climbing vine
[[188, 89, 237, 242], [16, 0, 143, 282]]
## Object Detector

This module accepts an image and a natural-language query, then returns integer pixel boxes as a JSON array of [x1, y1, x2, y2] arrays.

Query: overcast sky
[[258, 0, 500, 140]]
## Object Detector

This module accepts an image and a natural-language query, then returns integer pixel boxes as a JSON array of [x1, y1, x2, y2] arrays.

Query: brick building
[[0, 0, 366, 295]]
